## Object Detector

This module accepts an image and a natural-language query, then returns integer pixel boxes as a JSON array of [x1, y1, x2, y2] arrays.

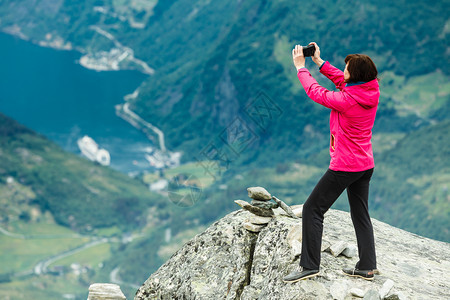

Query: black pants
[[300, 168, 376, 270]]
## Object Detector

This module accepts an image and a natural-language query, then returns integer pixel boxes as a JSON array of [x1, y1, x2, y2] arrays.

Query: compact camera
[[302, 44, 316, 57]]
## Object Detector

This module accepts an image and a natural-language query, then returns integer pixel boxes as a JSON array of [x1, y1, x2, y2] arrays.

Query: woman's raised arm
[[320, 62, 346, 91], [309, 42, 346, 91]]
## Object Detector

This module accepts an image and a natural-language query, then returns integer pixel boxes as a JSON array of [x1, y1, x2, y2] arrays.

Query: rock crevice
[[234, 231, 257, 300]]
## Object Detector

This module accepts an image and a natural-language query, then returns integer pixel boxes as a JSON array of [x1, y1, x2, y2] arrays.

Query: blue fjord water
[[0, 32, 154, 173]]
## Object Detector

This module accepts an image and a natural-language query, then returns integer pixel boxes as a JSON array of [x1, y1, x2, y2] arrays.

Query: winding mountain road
[[33, 238, 108, 275]]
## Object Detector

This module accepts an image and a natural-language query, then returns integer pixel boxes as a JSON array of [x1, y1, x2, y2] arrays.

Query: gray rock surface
[[88, 283, 126, 300], [290, 240, 302, 257], [135, 210, 257, 300], [364, 289, 381, 300], [135, 208, 450, 300], [291, 205, 303, 218], [385, 291, 407, 300], [286, 223, 302, 243], [287, 224, 302, 257], [329, 280, 347, 300]]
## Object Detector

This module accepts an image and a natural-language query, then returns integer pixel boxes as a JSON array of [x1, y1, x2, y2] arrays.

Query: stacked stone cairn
[[234, 186, 362, 261], [234, 186, 300, 233]]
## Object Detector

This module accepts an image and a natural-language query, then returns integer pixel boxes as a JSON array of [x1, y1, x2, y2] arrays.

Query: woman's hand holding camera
[[309, 42, 324, 67], [292, 42, 324, 70], [292, 45, 305, 70]]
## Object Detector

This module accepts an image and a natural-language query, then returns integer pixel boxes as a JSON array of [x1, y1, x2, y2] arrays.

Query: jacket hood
[[346, 79, 380, 109]]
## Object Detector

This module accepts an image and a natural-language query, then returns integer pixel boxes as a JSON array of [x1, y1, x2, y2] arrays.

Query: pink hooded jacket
[[297, 61, 380, 172]]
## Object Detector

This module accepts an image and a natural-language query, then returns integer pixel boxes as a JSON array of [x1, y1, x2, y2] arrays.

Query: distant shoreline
[[0, 29, 154, 75]]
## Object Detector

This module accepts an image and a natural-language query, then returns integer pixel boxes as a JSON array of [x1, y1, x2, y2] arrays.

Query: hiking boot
[[342, 268, 374, 281], [283, 267, 320, 283]]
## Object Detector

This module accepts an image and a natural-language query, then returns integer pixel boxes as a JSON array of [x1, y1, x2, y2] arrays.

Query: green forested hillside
[[0, 113, 165, 231], [1, 1, 448, 160], [0, 113, 169, 299], [372, 120, 450, 240], [125, 0, 449, 158]]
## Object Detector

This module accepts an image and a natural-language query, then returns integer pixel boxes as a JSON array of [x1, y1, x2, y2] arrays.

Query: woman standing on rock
[[283, 43, 379, 282]]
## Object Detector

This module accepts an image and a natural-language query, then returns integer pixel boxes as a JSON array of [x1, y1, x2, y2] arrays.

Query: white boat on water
[[144, 149, 181, 169], [77, 135, 111, 166]]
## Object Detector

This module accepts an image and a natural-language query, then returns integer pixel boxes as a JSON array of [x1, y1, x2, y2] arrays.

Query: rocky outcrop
[[135, 207, 450, 299]]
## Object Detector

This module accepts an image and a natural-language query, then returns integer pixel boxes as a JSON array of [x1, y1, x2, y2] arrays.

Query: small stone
[[349, 287, 365, 298], [363, 289, 381, 300], [248, 215, 273, 225], [379, 279, 394, 299], [329, 241, 348, 257], [321, 240, 331, 252], [243, 222, 264, 232], [373, 269, 381, 275], [330, 280, 347, 300], [251, 199, 279, 209], [290, 239, 302, 257], [235, 199, 251, 209], [247, 186, 272, 200], [388, 291, 407, 300], [88, 283, 126, 300], [234, 200, 275, 217], [272, 196, 299, 219], [342, 244, 357, 258]]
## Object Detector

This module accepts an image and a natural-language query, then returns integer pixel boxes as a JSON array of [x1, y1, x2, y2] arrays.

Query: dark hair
[[344, 54, 378, 83]]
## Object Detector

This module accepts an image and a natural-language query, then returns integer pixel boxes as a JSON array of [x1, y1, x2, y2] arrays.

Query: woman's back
[[298, 61, 380, 171]]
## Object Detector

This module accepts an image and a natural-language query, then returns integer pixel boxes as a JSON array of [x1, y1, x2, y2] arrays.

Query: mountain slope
[[0, 0, 448, 159], [0, 112, 164, 231], [0, 113, 179, 299], [370, 120, 450, 241], [125, 0, 450, 159]]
